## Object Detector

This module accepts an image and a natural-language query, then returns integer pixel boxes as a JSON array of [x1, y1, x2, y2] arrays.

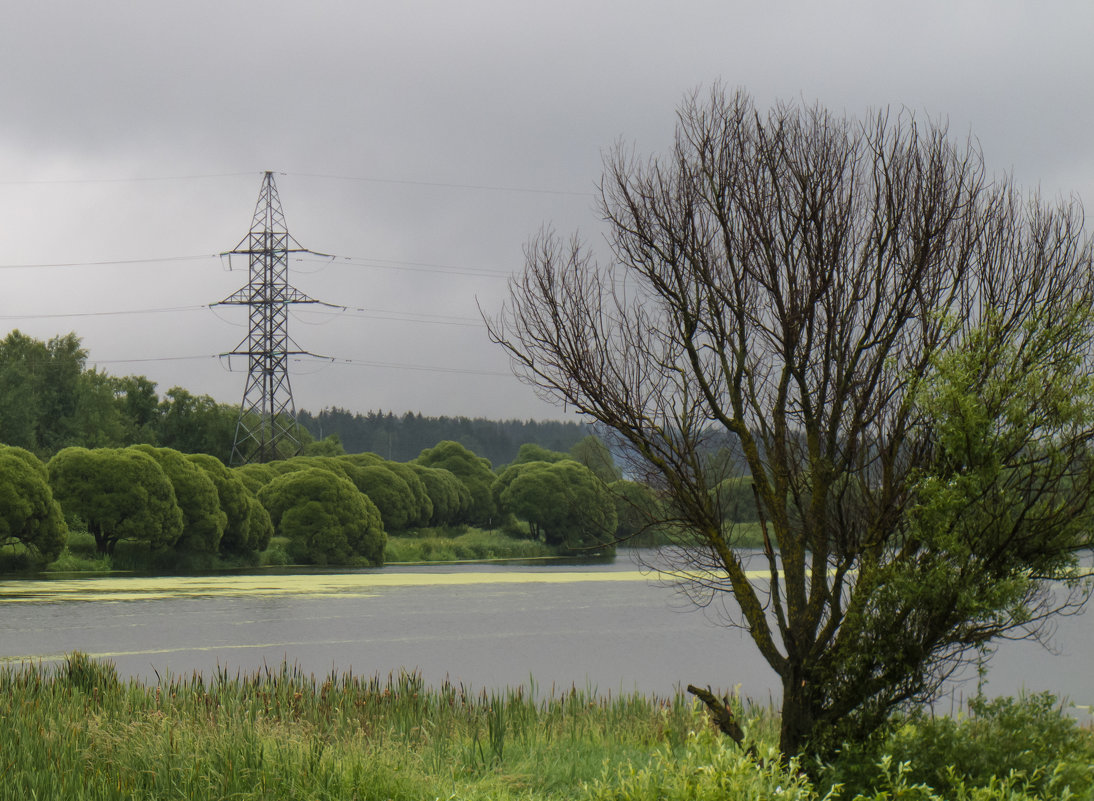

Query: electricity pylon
[[216, 171, 324, 465]]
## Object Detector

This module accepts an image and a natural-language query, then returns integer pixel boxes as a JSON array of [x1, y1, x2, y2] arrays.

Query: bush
[[257, 468, 386, 566], [385, 528, 553, 563], [820, 692, 1094, 798], [260, 536, 292, 566], [586, 731, 814, 801]]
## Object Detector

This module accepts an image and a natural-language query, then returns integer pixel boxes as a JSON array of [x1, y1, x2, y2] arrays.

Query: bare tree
[[488, 87, 1094, 756]]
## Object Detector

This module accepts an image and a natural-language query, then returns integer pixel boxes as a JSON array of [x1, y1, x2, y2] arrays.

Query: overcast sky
[[1, 1, 1091, 422]]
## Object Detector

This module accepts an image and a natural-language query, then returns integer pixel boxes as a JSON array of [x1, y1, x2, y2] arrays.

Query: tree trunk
[[92, 525, 110, 555], [777, 664, 814, 756]]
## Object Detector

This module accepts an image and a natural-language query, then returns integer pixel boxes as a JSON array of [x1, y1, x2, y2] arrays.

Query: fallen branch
[[686, 683, 757, 759]]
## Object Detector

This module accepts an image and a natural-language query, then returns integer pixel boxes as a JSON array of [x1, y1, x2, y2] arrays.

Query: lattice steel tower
[[217, 171, 321, 465]]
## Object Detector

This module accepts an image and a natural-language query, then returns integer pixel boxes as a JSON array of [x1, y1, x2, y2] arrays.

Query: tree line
[[297, 407, 590, 466], [0, 434, 678, 570], [3, 329, 776, 572], [0, 330, 239, 462], [0, 330, 589, 466]]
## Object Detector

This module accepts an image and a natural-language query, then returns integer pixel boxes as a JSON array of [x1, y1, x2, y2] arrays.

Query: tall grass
[[11, 527, 553, 576], [1, 654, 1091, 800], [0, 654, 716, 800], [385, 527, 554, 563]]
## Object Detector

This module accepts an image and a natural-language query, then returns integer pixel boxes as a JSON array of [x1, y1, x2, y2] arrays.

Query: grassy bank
[[3, 527, 559, 575], [1, 520, 761, 575], [2, 654, 1091, 800], [385, 526, 556, 563]]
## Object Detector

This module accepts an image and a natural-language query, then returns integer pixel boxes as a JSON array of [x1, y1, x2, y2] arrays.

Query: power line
[[295, 254, 513, 278], [0, 305, 207, 321], [0, 172, 256, 186], [87, 352, 510, 378], [0, 252, 514, 278], [292, 356, 512, 377], [89, 355, 219, 365], [291, 306, 483, 328], [0, 168, 594, 198], [1, 301, 483, 328], [282, 170, 594, 198], [0, 255, 218, 270]]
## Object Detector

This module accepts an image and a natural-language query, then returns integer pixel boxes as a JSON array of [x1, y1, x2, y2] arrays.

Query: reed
[[385, 527, 554, 563], [1, 654, 1089, 800], [0, 653, 725, 800]]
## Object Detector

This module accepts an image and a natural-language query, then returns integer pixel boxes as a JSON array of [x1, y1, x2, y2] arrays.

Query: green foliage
[[570, 434, 623, 483], [244, 493, 274, 553], [908, 307, 1094, 569], [409, 463, 469, 526], [186, 453, 263, 555], [300, 406, 591, 465], [114, 374, 160, 443], [0, 330, 112, 454], [0, 332, 242, 463], [338, 451, 384, 467], [58, 650, 120, 694], [385, 527, 554, 562], [156, 386, 236, 463], [382, 460, 434, 526], [610, 479, 665, 544], [489, 88, 1094, 757], [338, 462, 416, 532], [496, 460, 617, 553], [712, 476, 759, 523], [803, 305, 1094, 754], [416, 440, 498, 525], [822, 693, 1094, 799], [0, 445, 67, 563], [0, 657, 706, 801], [48, 446, 182, 555], [46, 547, 112, 572], [512, 442, 570, 465], [257, 467, 386, 565], [1, 656, 1090, 801], [277, 454, 352, 479], [586, 735, 813, 801], [67, 367, 129, 448], [133, 445, 226, 554], [300, 432, 345, 456], [232, 462, 279, 494]]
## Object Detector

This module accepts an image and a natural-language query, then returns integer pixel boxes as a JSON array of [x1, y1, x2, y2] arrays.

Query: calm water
[[0, 551, 1090, 712]]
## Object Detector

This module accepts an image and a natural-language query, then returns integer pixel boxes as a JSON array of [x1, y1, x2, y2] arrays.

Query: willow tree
[[488, 87, 1094, 757]]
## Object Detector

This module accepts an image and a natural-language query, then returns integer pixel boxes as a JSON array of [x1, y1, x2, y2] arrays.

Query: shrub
[[820, 692, 1094, 798]]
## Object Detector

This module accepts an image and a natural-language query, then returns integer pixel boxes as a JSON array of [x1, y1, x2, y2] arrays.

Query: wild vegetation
[[1, 653, 1091, 800], [2, 395, 699, 573], [6, 82, 1093, 789], [490, 86, 1094, 756]]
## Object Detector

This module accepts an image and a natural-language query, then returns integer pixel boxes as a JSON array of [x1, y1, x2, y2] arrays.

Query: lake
[[1, 550, 1091, 714]]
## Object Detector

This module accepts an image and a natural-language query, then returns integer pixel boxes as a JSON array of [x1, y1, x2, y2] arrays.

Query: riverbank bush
[[816, 692, 1094, 798], [1, 655, 1090, 801], [14, 526, 556, 574], [385, 526, 555, 562]]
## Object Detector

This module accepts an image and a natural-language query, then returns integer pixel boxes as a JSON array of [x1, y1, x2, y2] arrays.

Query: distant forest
[[0, 330, 591, 467], [297, 408, 591, 468]]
